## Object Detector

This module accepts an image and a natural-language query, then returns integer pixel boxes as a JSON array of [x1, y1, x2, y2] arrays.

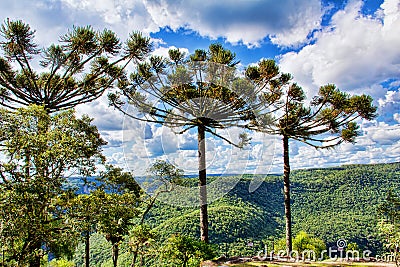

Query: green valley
[[72, 162, 400, 266]]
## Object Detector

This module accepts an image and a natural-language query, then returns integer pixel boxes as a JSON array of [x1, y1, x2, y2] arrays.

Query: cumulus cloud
[[377, 89, 400, 124], [394, 113, 400, 123], [279, 0, 400, 99], [58, 0, 158, 37], [288, 122, 400, 170], [0, 0, 156, 43], [143, 0, 323, 47], [10, 0, 325, 47], [152, 45, 190, 58], [0, 1, 72, 46]]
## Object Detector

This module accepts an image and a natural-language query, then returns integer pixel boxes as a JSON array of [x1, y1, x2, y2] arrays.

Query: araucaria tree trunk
[[198, 124, 209, 243], [283, 135, 292, 254]]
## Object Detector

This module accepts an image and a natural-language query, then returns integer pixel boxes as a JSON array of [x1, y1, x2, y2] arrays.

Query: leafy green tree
[[0, 105, 105, 266], [128, 224, 156, 267], [97, 164, 142, 196], [109, 44, 255, 242], [160, 234, 216, 267], [292, 231, 326, 260], [275, 231, 325, 260], [140, 160, 183, 223], [246, 59, 377, 253], [64, 192, 102, 267], [95, 166, 141, 267], [0, 19, 152, 112], [128, 160, 183, 267], [379, 190, 400, 224], [0, 19, 150, 266]]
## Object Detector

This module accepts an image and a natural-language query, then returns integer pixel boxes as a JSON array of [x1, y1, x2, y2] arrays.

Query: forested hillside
[[74, 162, 400, 265], [290, 163, 400, 251]]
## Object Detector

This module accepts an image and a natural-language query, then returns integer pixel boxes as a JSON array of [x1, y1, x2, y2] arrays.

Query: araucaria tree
[[109, 44, 257, 242], [246, 59, 377, 253], [0, 19, 152, 112]]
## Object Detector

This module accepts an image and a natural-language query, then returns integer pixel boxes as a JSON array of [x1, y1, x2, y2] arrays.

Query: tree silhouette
[[0, 19, 151, 112], [109, 44, 259, 242], [246, 59, 377, 253]]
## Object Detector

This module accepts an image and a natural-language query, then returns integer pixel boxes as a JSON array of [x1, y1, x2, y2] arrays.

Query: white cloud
[[377, 89, 400, 123], [378, 90, 400, 106], [59, 0, 159, 36], [394, 113, 400, 123], [2, 0, 323, 47], [0, 0, 158, 44], [143, 0, 323, 47], [279, 0, 400, 100], [152, 46, 190, 58], [288, 122, 400, 170], [14, 0, 324, 48], [369, 122, 400, 145]]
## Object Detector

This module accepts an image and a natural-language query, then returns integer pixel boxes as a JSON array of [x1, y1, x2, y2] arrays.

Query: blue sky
[[1, 0, 399, 176]]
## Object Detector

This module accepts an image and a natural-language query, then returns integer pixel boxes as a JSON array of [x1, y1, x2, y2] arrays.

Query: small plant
[[160, 234, 217, 267], [48, 257, 75, 267], [274, 231, 326, 260]]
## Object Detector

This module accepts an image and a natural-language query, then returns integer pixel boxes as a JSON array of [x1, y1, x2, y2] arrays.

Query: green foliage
[[159, 234, 216, 267], [128, 224, 157, 267], [149, 159, 183, 180], [96, 189, 140, 243], [0, 105, 105, 265], [73, 233, 112, 266], [71, 163, 400, 266], [94, 166, 142, 267], [146, 163, 400, 257], [152, 195, 277, 244], [98, 164, 142, 195], [0, 19, 152, 112], [168, 48, 186, 65], [48, 257, 75, 267], [290, 164, 400, 252], [275, 231, 326, 258], [377, 190, 400, 265], [100, 252, 133, 267]]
